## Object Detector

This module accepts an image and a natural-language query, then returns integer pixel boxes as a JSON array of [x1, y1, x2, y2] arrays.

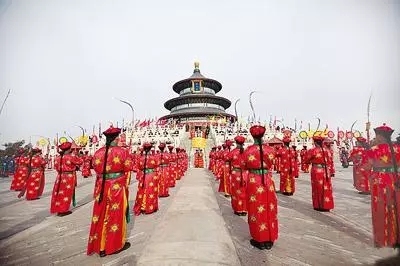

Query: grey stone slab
[[168, 186, 219, 211], [136, 241, 239, 266], [152, 210, 233, 243]]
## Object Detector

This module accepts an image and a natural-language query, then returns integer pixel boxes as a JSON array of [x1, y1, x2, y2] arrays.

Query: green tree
[[0, 140, 26, 157]]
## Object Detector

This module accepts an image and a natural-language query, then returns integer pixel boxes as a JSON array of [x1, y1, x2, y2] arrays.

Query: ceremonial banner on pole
[[192, 137, 207, 149]]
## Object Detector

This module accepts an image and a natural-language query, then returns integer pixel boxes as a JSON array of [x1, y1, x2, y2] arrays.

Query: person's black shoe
[[319, 209, 330, 212], [250, 239, 266, 250], [239, 212, 247, 216], [264, 241, 273, 250], [113, 242, 131, 255], [57, 211, 72, 217], [99, 251, 106, 257]]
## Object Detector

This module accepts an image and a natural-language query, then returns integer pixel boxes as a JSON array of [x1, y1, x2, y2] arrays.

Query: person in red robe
[[158, 143, 170, 198], [300, 146, 310, 173], [292, 145, 300, 178], [133, 142, 160, 215], [362, 123, 400, 251], [10, 148, 25, 191], [229, 135, 248, 216], [25, 148, 47, 200], [305, 135, 335, 212], [274, 145, 282, 173], [349, 137, 370, 194], [215, 146, 223, 180], [81, 150, 93, 178], [194, 149, 205, 168], [167, 145, 177, 187], [87, 126, 133, 257], [219, 140, 233, 197], [51, 142, 83, 215], [12, 149, 30, 191], [176, 148, 183, 180], [276, 137, 297, 196], [208, 147, 216, 171], [242, 125, 278, 250], [324, 139, 336, 177]]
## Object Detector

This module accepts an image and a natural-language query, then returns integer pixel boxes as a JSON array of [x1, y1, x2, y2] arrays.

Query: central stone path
[[137, 168, 241, 265]]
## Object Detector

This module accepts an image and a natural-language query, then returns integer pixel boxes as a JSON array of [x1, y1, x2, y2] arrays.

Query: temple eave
[[172, 78, 222, 94], [160, 111, 235, 120], [164, 95, 231, 110]]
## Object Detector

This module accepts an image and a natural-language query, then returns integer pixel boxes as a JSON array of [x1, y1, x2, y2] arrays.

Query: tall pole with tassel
[[366, 93, 372, 145]]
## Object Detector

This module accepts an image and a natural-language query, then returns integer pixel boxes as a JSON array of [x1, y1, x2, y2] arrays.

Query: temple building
[[160, 62, 235, 127]]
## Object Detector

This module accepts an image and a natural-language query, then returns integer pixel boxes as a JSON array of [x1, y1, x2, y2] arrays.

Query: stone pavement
[[0, 165, 399, 266]]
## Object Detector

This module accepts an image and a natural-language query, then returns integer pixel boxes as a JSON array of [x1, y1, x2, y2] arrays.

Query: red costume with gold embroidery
[[229, 136, 248, 215], [81, 151, 93, 178], [25, 148, 47, 200], [300, 146, 310, 173], [349, 137, 370, 193], [208, 147, 216, 171], [194, 149, 204, 168], [324, 139, 336, 177], [10, 149, 26, 191], [276, 137, 296, 195], [167, 145, 177, 187], [51, 142, 83, 214], [158, 143, 170, 197], [292, 146, 300, 178], [215, 146, 223, 180], [87, 127, 133, 257], [305, 136, 335, 211], [242, 125, 278, 250], [133, 143, 160, 216], [362, 123, 400, 249], [218, 141, 233, 196]]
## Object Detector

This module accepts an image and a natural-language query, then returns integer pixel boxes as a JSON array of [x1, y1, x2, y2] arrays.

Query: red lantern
[[327, 131, 335, 138], [346, 131, 353, 139], [338, 131, 345, 139]]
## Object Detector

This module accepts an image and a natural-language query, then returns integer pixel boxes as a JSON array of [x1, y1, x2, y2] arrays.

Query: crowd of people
[[2, 121, 400, 257], [208, 123, 400, 253], [7, 125, 189, 257]]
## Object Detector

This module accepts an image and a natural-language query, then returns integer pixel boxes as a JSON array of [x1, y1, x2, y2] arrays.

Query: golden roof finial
[[194, 61, 200, 69]]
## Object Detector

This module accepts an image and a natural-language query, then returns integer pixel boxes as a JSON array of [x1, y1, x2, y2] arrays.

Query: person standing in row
[[300, 146, 310, 173], [276, 137, 297, 196], [242, 125, 278, 250], [305, 135, 335, 212], [229, 135, 247, 216], [50, 142, 83, 216], [24, 148, 47, 200], [158, 143, 170, 198], [362, 123, 400, 251], [133, 143, 159, 216], [219, 140, 233, 197], [81, 150, 93, 178], [10, 148, 26, 191], [87, 126, 133, 257], [349, 137, 370, 194]]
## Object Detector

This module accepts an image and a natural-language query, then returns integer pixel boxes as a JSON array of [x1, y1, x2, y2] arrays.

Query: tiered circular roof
[[161, 62, 234, 121], [172, 64, 223, 94], [164, 94, 231, 110]]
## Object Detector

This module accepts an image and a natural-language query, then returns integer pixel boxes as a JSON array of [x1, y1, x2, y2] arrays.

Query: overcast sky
[[0, 0, 399, 144]]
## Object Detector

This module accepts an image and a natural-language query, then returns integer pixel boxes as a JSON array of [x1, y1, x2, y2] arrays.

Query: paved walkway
[[137, 168, 240, 265]]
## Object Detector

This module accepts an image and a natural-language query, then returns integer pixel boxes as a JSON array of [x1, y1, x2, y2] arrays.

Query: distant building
[[160, 62, 235, 126]]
